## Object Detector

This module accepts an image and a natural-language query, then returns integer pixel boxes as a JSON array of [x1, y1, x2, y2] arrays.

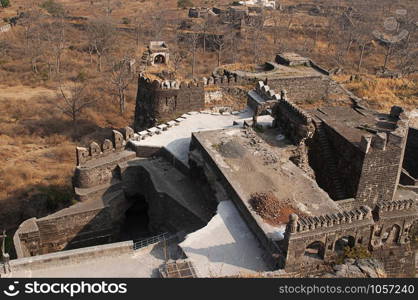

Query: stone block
[[157, 124, 168, 131]]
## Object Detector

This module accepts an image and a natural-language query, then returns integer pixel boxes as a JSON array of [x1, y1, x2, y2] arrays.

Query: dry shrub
[[45, 134, 70, 146], [46, 144, 75, 162]]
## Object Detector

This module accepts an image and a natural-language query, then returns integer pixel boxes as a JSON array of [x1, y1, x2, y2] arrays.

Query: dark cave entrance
[[120, 194, 152, 242], [154, 54, 166, 64]]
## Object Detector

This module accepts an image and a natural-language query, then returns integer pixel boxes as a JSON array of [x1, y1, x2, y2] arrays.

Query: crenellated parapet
[[202, 74, 255, 87], [270, 86, 315, 144], [375, 199, 416, 217], [254, 81, 281, 101], [286, 206, 373, 235], [277, 89, 312, 125], [139, 73, 255, 91], [247, 81, 280, 112], [76, 127, 135, 166], [138, 74, 204, 90]]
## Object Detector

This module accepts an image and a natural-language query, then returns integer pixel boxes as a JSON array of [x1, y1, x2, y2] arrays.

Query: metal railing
[[133, 232, 169, 251]]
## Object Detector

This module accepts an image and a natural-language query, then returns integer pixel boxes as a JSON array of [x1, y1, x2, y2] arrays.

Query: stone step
[[75, 181, 123, 202]]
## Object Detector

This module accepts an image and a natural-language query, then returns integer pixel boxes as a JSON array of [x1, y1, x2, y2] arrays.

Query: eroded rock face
[[323, 259, 387, 278]]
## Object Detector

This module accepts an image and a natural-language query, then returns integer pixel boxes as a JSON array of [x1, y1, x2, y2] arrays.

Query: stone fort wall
[[14, 206, 113, 258], [283, 199, 417, 277], [355, 111, 409, 208], [134, 76, 205, 130], [267, 75, 331, 104], [14, 116, 213, 258], [134, 74, 256, 130]]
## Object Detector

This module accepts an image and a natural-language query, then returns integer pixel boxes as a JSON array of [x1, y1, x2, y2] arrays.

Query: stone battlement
[[139, 75, 203, 90], [287, 206, 372, 234], [278, 90, 312, 125], [359, 109, 410, 153], [202, 74, 254, 87], [76, 127, 135, 166], [77, 111, 234, 167], [253, 81, 312, 124], [359, 132, 404, 153], [255, 81, 280, 101], [139, 74, 255, 91], [375, 199, 416, 215]]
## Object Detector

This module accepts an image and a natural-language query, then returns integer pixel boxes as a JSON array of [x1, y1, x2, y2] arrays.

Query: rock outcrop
[[322, 259, 387, 278]]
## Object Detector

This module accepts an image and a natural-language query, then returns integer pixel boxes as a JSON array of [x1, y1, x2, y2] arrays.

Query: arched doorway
[[382, 224, 401, 245], [334, 236, 355, 254], [154, 54, 166, 64], [304, 241, 325, 259]]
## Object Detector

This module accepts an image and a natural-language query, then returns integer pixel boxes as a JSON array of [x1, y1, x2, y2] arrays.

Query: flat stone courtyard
[[6, 244, 173, 278]]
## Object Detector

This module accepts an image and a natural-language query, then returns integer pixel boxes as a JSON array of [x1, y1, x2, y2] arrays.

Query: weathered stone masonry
[[134, 76, 205, 130], [283, 199, 417, 277], [134, 74, 255, 130]]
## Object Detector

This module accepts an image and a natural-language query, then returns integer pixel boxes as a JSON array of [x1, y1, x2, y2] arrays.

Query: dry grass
[[335, 74, 418, 112], [222, 63, 257, 72]]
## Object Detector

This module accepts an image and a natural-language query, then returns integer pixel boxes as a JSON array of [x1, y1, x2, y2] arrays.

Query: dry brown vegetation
[[249, 192, 305, 225], [335, 74, 418, 111], [0, 0, 417, 234]]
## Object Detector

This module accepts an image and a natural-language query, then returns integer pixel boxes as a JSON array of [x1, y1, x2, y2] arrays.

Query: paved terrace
[[131, 110, 253, 166], [5, 240, 179, 278], [228, 61, 324, 81], [309, 106, 400, 145], [192, 127, 342, 240]]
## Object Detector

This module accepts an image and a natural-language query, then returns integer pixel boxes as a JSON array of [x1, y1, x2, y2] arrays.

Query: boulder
[[331, 258, 387, 278]]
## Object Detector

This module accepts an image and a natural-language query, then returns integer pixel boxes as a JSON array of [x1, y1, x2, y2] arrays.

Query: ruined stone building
[[134, 53, 353, 131], [7, 53, 417, 278], [140, 41, 170, 67]]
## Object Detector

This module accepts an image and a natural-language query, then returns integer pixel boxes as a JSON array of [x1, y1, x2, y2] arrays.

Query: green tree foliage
[[1, 0, 10, 8], [336, 245, 372, 264]]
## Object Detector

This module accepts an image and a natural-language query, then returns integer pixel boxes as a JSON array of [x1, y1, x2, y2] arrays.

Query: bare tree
[[199, 15, 217, 54], [109, 57, 134, 115], [246, 14, 266, 64], [150, 15, 167, 41], [186, 31, 200, 78], [171, 47, 187, 75], [86, 18, 116, 72], [18, 8, 41, 55], [396, 47, 418, 76], [55, 79, 95, 133], [27, 26, 43, 73], [270, 10, 283, 46], [356, 22, 373, 72], [226, 30, 240, 64], [42, 17, 66, 76], [211, 34, 226, 67], [132, 12, 145, 51], [102, 0, 121, 16]]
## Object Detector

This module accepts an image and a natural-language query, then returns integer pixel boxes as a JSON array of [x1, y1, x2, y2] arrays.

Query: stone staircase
[[317, 125, 346, 200]]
